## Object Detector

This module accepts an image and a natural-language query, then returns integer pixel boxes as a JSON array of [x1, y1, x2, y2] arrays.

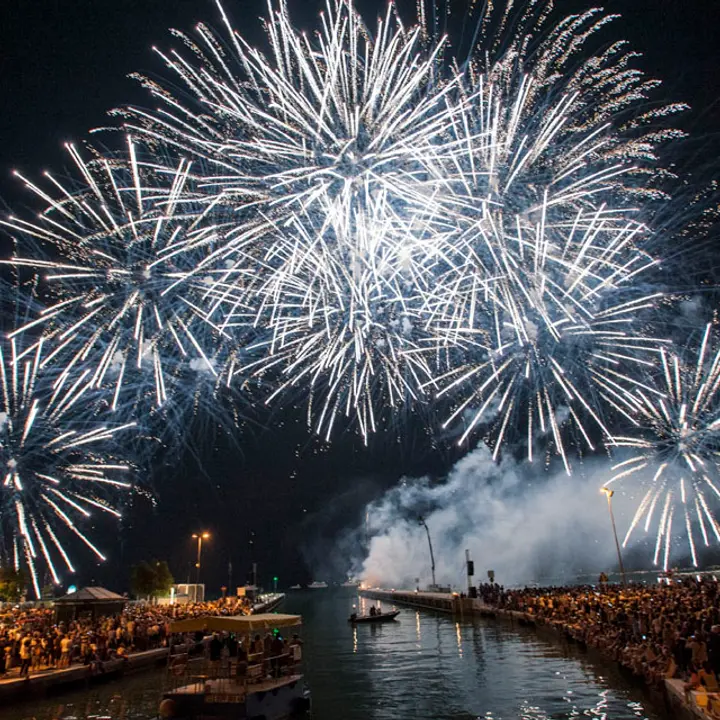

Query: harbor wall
[[361, 588, 703, 720]]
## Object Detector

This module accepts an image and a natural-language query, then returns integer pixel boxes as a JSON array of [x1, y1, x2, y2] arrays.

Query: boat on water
[[307, 581, 328, 589], [289, 584, 302, 590], [159, 614, 310, 719], [349, 609, 400, 624], [341, 579, 359, 587]]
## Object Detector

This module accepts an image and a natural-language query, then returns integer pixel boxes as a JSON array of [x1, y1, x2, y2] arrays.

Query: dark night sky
[[0, 0, 719, 594]]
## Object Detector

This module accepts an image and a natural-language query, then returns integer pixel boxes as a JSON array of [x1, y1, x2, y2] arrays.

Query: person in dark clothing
[[209, 634, 223, 662], [708, 625, 720, 674], [225, 634, 238, 658]]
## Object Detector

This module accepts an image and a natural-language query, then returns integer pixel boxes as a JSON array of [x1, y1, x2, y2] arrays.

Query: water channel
[[7, 588, 666, 720]]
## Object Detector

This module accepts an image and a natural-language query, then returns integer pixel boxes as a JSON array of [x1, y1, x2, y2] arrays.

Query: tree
[[154, 561, 174, 596], [0, 567, 27, 602], [130, 560, 174, 600], [131, 561, 158, 599]]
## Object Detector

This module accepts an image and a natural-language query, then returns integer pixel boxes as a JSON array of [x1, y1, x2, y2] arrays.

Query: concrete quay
[[0, 647, 169, 703], [360, 588, 497, 617], [361, 588, 707, 720]]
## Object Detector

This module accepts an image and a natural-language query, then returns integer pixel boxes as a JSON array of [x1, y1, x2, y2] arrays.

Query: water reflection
[[456, 622, 463, 658]]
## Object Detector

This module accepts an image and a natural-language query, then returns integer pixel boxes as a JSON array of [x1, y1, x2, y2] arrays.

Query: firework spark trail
[[112, 0, 483, 439], [225, 191, 460, 441], [0, 331, 134, 597], [1, 140, 234, 427], [418, 3, 685, 468], [430, 202, 667, 472], [607, 323, 720, 569]]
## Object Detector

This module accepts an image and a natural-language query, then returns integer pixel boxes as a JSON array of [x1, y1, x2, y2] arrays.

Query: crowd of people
[[478, 578, 720, 708], [0, 597, 251, 678]]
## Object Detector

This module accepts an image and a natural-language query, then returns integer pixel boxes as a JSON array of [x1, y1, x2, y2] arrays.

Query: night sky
[[1, 0, 719, 594]]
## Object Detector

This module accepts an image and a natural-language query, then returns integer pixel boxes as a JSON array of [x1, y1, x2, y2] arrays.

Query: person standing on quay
[[19, 637, 31, 677]]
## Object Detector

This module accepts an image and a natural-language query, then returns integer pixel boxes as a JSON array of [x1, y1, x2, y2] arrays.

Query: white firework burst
[[2, 140, 229, 421], [608, 323, 720, 570], [0, 333, 134, 597]]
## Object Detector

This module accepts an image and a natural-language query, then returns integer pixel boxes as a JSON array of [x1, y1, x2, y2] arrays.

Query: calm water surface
[[7, 589, 665, 720]]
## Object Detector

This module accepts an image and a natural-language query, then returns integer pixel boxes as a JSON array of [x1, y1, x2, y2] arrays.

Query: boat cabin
[[159, 613, 309, 719]]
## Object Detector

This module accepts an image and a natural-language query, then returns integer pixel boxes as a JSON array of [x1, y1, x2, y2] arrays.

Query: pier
[[360, 588, 496, 618]]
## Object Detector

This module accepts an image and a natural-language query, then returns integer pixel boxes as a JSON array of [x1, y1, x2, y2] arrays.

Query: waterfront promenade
[[361, 586, 715, 720], [0, 594, 286, 703]]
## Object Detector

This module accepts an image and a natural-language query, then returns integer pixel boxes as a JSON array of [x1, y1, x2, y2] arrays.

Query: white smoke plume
[[360, 445, 629, 589]]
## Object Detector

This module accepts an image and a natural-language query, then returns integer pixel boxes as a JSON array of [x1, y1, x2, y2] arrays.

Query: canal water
[[7, 588, 665, 720]]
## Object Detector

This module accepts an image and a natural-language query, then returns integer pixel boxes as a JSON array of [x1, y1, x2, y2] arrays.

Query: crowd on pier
[[479, 578, 720, 699], [0, 597, 251, 677]]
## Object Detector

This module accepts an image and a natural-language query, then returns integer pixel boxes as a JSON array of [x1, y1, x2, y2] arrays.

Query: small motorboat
[[349, 609, 400, 624]]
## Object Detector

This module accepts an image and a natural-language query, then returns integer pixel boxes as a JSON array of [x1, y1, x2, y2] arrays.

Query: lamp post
[[417, 516, 437, 589], [600, 488, 627, 586], [192, 532, 210, 590]]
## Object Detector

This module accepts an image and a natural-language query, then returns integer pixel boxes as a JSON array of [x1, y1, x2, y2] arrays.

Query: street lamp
[[192, 532, 211, 589], [417, 516, 437, 589], [600, 488, 627, 586]]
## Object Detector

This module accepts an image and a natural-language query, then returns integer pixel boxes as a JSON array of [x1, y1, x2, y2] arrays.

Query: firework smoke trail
[[1, 140, 235, 430], [607, 323, 720, 570], [0, 327, 135, 597]]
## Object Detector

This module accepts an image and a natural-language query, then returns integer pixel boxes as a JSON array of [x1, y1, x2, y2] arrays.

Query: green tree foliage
[[0, 567, 27, 602], [154, 560, 174, 596], [130, 560, 175, 599]]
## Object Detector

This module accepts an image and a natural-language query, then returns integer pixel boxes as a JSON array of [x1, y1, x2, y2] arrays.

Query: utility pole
[[601, 488, 627, 586], [418, 516, 436, 589]]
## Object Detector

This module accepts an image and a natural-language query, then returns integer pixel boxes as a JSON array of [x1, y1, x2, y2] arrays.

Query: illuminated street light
[[192, 532, 211, 588]]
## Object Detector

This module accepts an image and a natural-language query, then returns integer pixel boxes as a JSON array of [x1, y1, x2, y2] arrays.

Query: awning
[[169, 613, 302, 634]]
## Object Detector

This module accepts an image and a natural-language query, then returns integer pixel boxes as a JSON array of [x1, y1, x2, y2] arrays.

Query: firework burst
[[232, 192, 451, 441], [2, 140, 231, 429], [608, 323, 720, 569], [420, 3, 684, 468], [0, 329, 134, 597]]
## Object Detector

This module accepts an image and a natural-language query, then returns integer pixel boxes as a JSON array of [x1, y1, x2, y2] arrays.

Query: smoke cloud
[[359, 444, 627, 589]]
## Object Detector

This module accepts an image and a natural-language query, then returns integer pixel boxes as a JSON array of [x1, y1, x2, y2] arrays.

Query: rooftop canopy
[[55, 587, 125, 603], [169, 613, 302, 634]]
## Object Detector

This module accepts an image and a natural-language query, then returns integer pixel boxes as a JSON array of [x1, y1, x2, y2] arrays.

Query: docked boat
[[307, 581, 328, 589], [159, 613, 310, 719], [349, 609, 400, 624], [341, 579, 359, 587]]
